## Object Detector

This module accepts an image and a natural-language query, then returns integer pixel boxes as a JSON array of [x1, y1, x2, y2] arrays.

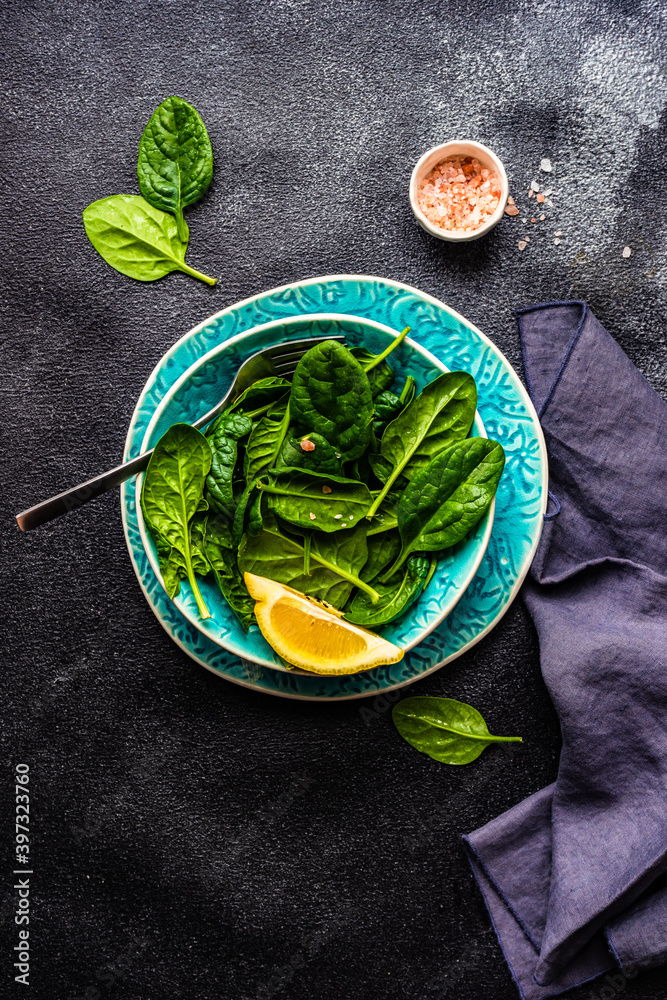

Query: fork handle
[[15, 450, 154, 532]]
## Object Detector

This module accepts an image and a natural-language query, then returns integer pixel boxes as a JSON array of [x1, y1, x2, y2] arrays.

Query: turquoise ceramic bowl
[[134, 313, 493, 671]]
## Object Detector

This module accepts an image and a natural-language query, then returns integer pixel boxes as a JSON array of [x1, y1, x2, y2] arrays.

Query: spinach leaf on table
[[257, 469, 373, 532], [137, 96, 213, 243], [392, 696, 522, 765], [82, 195, 216, 285], [141, 423, 212, 619], [366, 371, 477, 517], [382, 437, 505, 579], [290, 340, 373, 462], [204, 513, 255, 631], [205, 411, 253, 514], [346, 554, 429, 627], [238, 514, 378, 607]]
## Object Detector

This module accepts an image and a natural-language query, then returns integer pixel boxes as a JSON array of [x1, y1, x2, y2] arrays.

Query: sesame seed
[[334, 514, 342, 519]]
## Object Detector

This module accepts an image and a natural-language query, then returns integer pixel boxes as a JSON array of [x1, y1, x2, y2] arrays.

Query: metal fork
[[15, 335, 345, 532]]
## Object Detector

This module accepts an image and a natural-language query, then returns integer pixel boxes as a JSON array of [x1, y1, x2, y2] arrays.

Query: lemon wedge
[[244, 573, 404, 675]]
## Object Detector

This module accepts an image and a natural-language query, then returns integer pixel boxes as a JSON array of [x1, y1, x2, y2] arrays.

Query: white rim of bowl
[[134, 311, 493, 670], [409, 140, 509, 242]]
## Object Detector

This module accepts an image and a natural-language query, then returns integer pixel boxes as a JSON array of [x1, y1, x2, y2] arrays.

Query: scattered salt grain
[[518, 240, 528, 251], [539, 214, 545, 221], [546, 199, 554, 207], [508, 196, 515, 205], [543, 189, 553, 197], [531, 180, 540, 192], [622, 246, 632, 258], [522, 218, 527, 223], [536, 193, 545, 204], [341, 523, 347, 528], [300, 439, 316, 452], [528, 189, 534, 199], [554, 238, 561, 245], [525, 236, 530, 242], [554, 230, 563, 237], [322, 485, 332, 494], [540, 158, 552, 172], [417, 155, 502, 232], [505, 204, 519, 216], [530, 218, 536, 224], [309, 512, 316, 520]]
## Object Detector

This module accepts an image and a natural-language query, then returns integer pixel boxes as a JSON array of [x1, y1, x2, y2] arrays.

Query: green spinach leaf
[[82, 195, 216, 285], [392, 696, 522, 765], [257, 469, 373, 533], [346, 554, 429, 627], [383, 437, 505, 579], [243, 404, 289, 482], [360, 529, 401, 582], [276, 434, 343, 476], [141, 423, 212, 619], [205, 411, 253, 514], [227, 377, 290, 417], [349, 347, 394, 397], [290, 341, 373, 462], [204, 513, 255, 631], [137, 96, 213, 242], [367, 371, 477, 517], [238, 514, 378, 607]]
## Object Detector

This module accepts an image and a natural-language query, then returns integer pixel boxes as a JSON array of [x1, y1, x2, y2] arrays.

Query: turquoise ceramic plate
[[134, 313, 493, 670], [121, 275, 547, 700]]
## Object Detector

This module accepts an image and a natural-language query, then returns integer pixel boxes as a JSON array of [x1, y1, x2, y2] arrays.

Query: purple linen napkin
[[463, 302, 667, 999]]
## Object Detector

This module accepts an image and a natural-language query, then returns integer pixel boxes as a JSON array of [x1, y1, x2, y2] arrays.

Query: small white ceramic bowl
[[409, 140, 509, 243]]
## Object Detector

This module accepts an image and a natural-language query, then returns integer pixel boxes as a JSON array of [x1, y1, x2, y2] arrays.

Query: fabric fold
[[464, 302, 667, 998]]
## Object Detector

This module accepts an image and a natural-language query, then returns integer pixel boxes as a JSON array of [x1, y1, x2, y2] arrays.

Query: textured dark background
[[2, 1, 667, 998]]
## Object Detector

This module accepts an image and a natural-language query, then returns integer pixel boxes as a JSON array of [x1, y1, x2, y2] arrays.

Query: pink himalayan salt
[[417, 156, 501, 233], [300, 439, 316, 452]]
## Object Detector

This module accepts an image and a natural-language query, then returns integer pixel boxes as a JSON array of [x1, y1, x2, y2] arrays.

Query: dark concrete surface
[[2, 2, 667, 998]]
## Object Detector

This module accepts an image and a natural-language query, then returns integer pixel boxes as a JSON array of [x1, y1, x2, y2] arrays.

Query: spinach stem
[[177, 261, 217, 286], [399, 376, 416, 406], [363, 326, 410, 373], [176, 206, 187, 244]]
